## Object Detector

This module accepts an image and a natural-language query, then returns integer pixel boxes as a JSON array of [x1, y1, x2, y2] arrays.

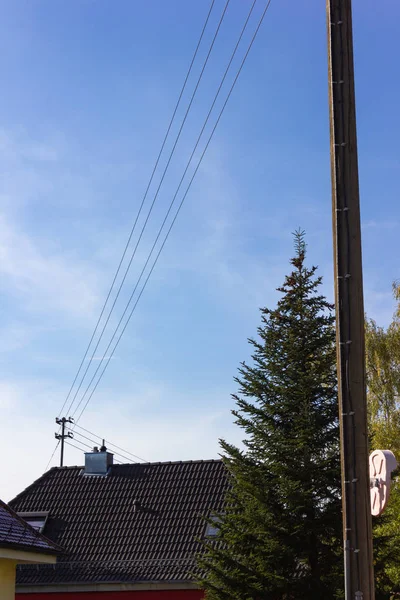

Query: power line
[[64, 437, 122, 465], [65, 430, 94, 450], [64, 440, 121, 466], [66, 427, 142, 464], [64, 439, 93, 455], [57, 0, 218, 419], [45, 440, 60, 472], [71, 0, 263, 422], [61, 0, 230, 420], [66, 427, 99, 447], [69, 436, 93, 450], [47, 424, 142, 468], [73, 0, 273, 424], [73, 423, 147, 462], [102, 440, 147, 464]]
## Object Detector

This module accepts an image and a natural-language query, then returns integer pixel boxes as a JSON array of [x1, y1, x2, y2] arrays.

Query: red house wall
[[16, 590, 204, 599]]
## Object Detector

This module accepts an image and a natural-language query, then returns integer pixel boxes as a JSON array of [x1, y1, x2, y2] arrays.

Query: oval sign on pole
[[369, 450, 397, 516]]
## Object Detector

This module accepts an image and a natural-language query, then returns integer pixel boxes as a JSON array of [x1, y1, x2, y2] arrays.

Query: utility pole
[[55, 417, 74, 467], [326, 1, 374, 599]]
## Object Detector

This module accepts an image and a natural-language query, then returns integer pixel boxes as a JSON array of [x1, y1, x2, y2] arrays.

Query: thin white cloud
[[0, 321, 38, 354], [147, 147, 294, 314], [0, 214, 101, 320], [0, 128, 59, 163], [362, 219, 399, 231], [69, 381, 242, 466], [0, 381, 22, 410], [0, 374, 242, 502]]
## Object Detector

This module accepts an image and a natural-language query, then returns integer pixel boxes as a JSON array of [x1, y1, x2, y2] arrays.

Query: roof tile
[[10, 459, 228, 586]]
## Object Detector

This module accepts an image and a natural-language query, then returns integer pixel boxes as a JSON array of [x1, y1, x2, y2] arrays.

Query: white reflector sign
[[369, 449, 397, 516]]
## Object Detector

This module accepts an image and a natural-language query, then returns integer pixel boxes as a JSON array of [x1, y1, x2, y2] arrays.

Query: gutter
[[16, 581, 199, 594]]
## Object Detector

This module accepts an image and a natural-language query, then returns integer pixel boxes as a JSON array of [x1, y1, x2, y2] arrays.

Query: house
[[0, 498, 61, 600], [10, 445, 229, 599]]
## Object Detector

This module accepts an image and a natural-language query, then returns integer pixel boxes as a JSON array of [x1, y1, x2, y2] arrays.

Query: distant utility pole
[[326, 1, 375, 599], [55, 417, 74, 467]]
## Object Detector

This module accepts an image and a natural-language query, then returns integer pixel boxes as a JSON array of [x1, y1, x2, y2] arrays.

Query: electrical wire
[[66, 427, 101, 447], [68, 437, 93, 450], [47, 423, 142, 469], [56, 0, 217, 420], [63, 0, 230, 419], [48, 0, 222, 470], [71, 0, 257, 421], [64, 440, 122, 466], [73, 422, 147, 462], [64, 439, 92, 455], [66, 427, 141, 464], [103, 440, 147, 463], [64, 437, 122, 464], [73, 0, 273, 424], [44, 440, 60, 472]]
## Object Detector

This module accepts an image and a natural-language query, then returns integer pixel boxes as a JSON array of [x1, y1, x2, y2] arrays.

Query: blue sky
[[1, 0, 399, 500]]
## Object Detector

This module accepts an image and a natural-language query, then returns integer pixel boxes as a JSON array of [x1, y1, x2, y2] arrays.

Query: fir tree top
[[199, 231, 342, 600]]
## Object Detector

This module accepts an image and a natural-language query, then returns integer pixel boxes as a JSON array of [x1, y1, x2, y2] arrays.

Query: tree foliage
[[366, 283, 400, 598], [366, 283, 400, 455], [199, 232, 343, 599]]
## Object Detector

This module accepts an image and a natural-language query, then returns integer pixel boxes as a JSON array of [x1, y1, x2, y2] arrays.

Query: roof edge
[[16, 581, 199, 593], [0, 499, 63, 555], [0, 541, 62, 556], [9, 466, 58, 506]]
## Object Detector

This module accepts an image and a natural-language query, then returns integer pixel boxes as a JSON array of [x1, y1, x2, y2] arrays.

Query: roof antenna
[[100, 439, 107, 452]]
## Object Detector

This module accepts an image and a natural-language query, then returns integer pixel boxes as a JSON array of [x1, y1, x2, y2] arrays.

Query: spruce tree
[[199, 231, 343, 599]]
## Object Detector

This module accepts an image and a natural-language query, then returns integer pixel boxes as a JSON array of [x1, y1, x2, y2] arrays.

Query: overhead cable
[[64, 439, 92, 454], [57, 0, 219, 419], [45, 441, 60, 472], [66, 0, 230, 418], [63, 440, 120, 465], [66, 426, 141, 464], [73, 422, 147, 462], [71, 0, 260, 422], [73, 0, 273, 424]]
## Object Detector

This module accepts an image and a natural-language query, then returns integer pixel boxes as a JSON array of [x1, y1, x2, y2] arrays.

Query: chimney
[[84, 441, 113, 475]]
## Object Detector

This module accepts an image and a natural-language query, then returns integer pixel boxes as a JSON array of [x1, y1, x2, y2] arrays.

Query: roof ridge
[[119, 458, 223, 466], [37, 458, 223, 471]]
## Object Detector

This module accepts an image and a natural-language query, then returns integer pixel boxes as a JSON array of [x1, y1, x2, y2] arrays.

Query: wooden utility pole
[[55, 417, 74, 467], [326, 1, 375, 599]]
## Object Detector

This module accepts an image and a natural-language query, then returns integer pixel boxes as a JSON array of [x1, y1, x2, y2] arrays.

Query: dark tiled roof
[[0, 499, 61, 555], [10, 459, 228, 586]]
